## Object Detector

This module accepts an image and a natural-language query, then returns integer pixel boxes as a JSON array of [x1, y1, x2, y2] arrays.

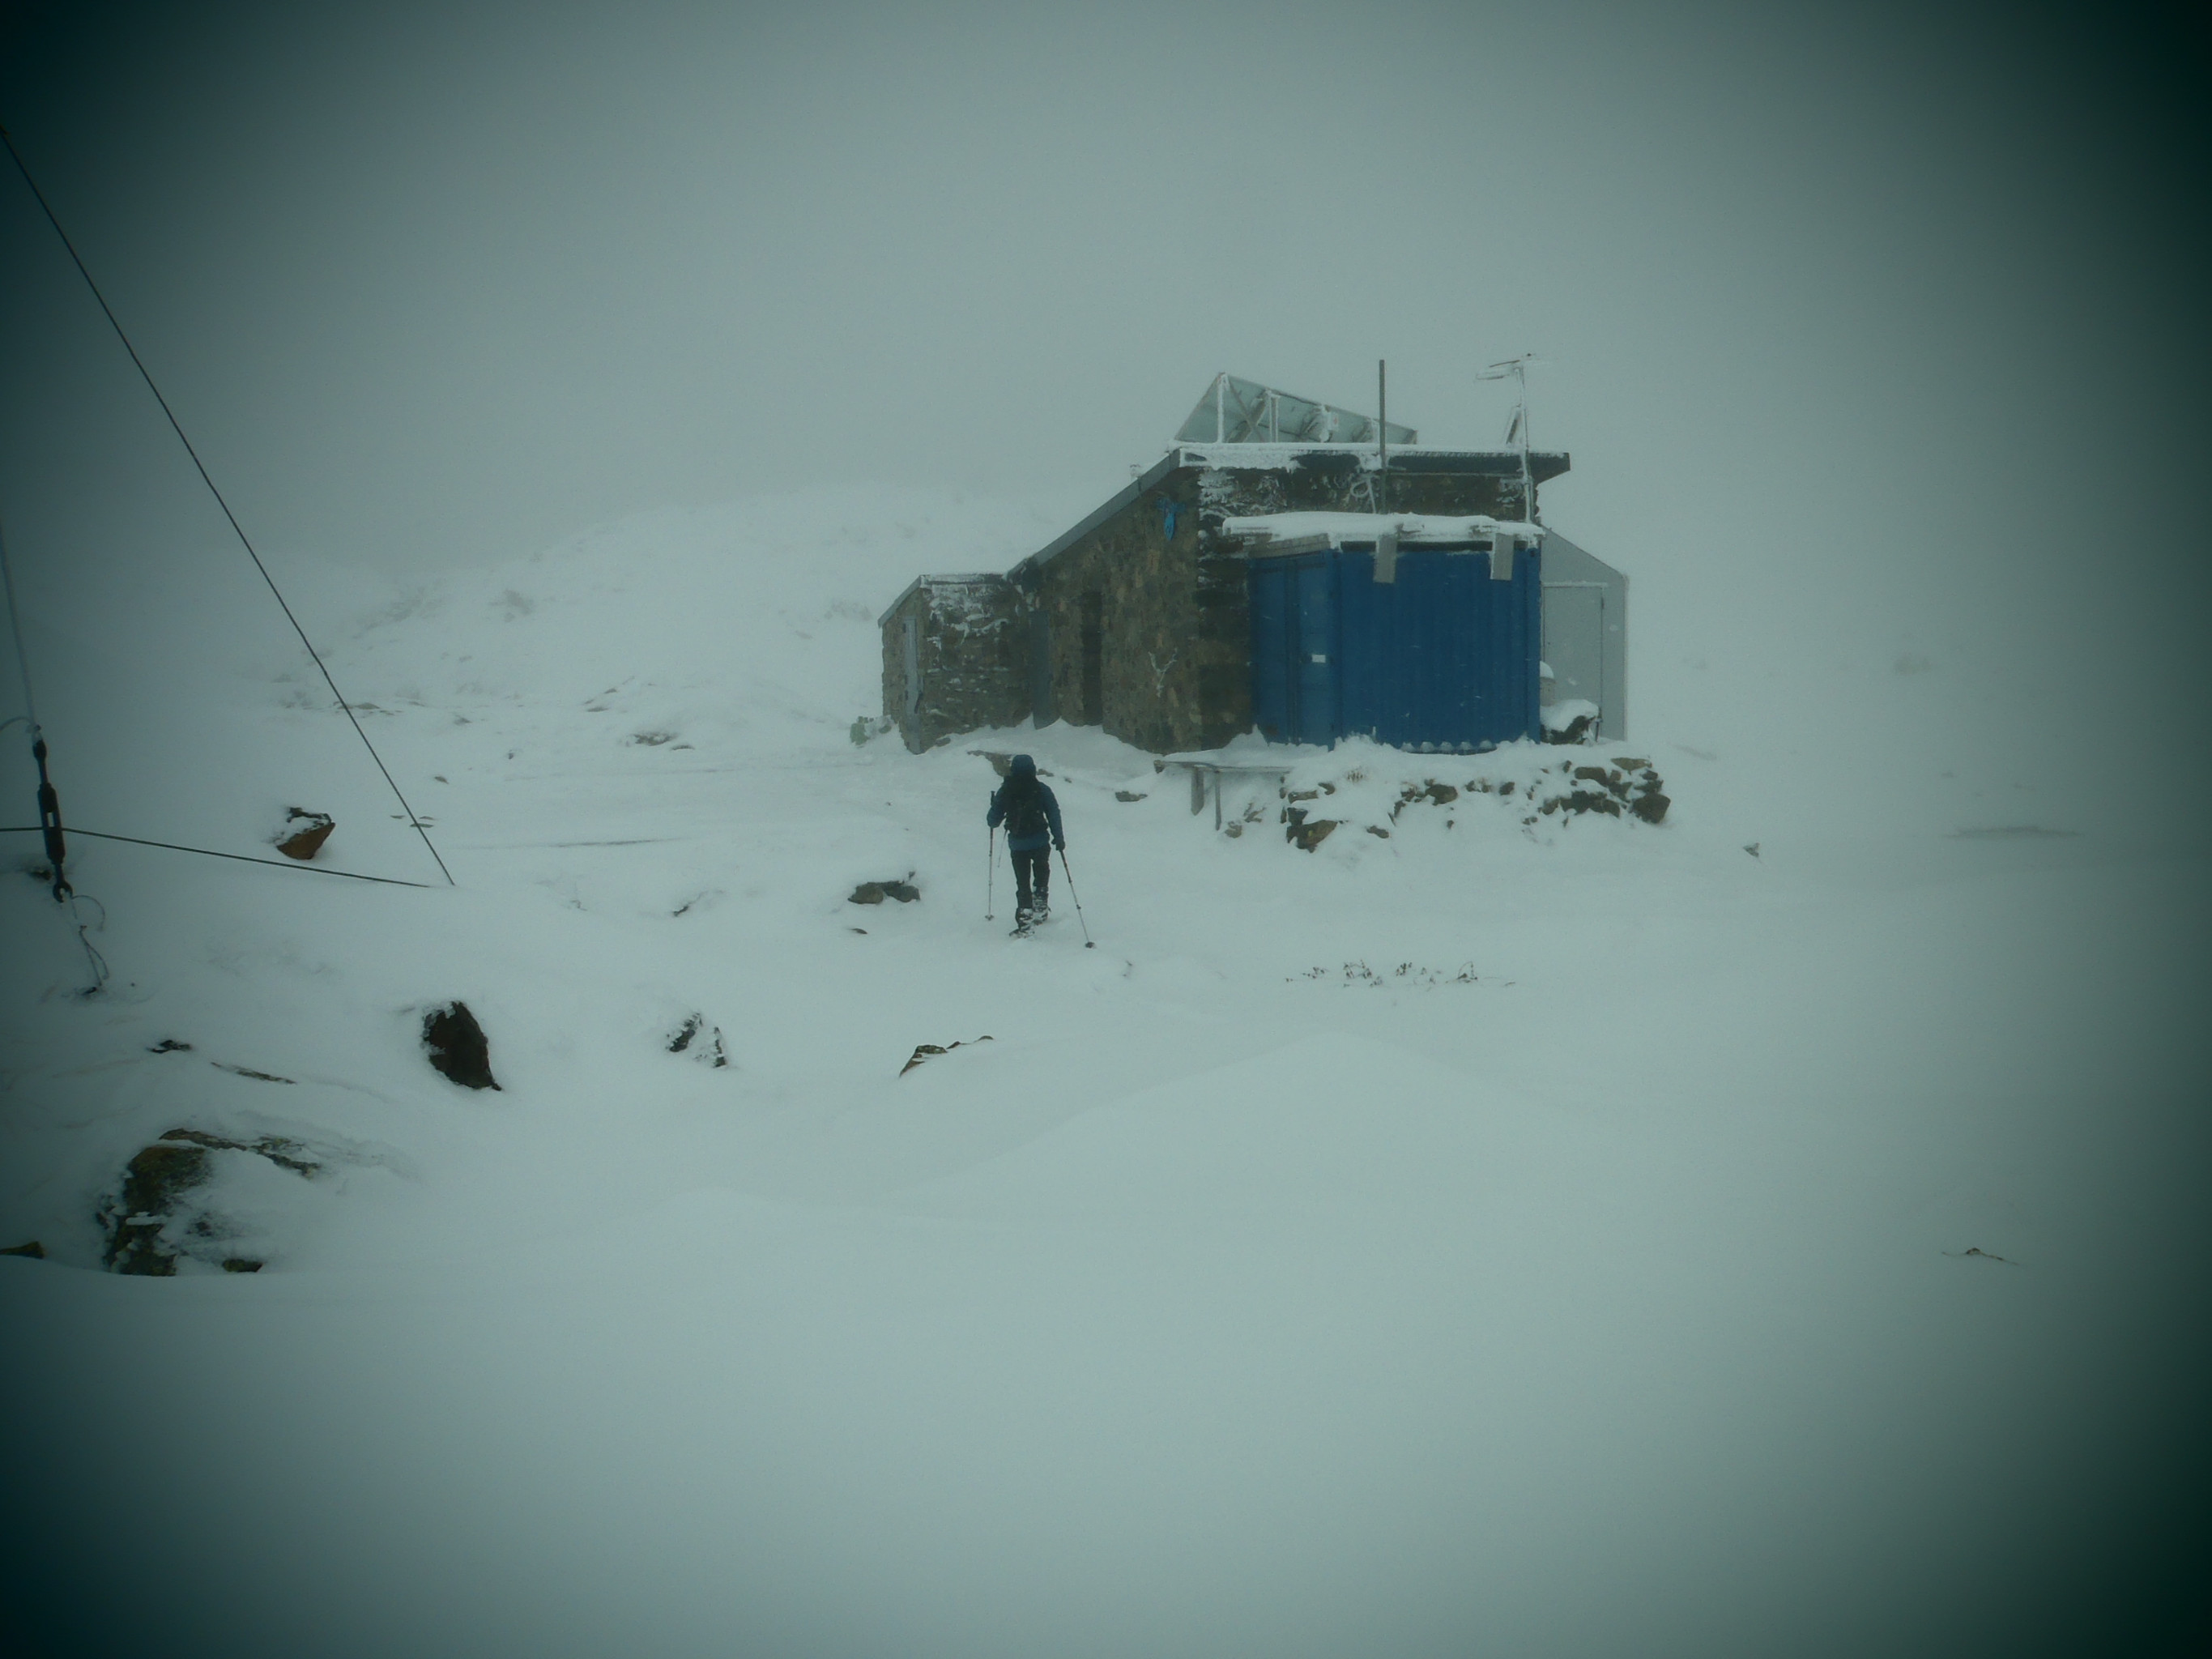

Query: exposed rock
[[423, 1001, 500, 1090], [274, 808, 335, 861], [900, 1035, 993, 1077], [1630, 791, 1672, 825], [1365, 825, 1391, 838], [1544, 789, 1622, 817], [848, 876, 920, 905], [1289, 817, 1339, 851], [1, 1240, 44, 1259], [214, 1062, 296, 1084], [221, 1258, 263, 1273], [1115, 790, 1146, 803], [1545, 712, 1597, 746], [99, 1128, 322, 1275], [667, 1013, 731, 1068], [148, 1038, 193, 1053], [160, 1127, 321, 1175]]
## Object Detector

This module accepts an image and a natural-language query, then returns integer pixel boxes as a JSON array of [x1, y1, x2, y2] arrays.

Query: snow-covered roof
[[875, 571, 1009, 629], [1004, 448, 1567, 582], [1224, 513, 1545, 549]]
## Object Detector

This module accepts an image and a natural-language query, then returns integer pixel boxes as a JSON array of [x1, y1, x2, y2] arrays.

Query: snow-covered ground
[[2, 491, 2206, 1658]]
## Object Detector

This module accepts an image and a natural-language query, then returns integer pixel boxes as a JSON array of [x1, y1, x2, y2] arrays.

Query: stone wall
[[881, 577, 1028, 752], [1021, 466, 1251, 754]]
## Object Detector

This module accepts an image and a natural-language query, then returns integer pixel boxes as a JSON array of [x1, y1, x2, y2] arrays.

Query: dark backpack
[[1001, 778, 1048, 839]]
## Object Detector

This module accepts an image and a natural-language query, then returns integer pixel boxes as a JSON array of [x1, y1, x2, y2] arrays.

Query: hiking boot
[[1031, 903, 1050, 923], [1015, 906, 1034, 927]]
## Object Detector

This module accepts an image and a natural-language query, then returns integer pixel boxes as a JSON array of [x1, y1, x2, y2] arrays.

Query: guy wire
[[1, 123, 454, 886]]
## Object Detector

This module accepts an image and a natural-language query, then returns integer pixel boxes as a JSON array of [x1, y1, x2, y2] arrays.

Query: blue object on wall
[[1248, 541, 1542, 749], [1159, 498, 1179, 541]]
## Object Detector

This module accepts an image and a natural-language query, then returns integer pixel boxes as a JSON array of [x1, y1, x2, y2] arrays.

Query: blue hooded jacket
[[986, 754, 1063, 852]]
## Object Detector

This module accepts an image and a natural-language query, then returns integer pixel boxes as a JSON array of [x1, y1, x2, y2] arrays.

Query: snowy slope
[[2, 491, 2206, 1659]]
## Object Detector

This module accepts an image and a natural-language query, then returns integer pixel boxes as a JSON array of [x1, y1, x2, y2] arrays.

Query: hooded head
[[1008, 754, 1037, 778]]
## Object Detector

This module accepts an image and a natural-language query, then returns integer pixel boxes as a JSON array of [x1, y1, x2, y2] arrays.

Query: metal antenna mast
[[1477, 355, 1541, 523]]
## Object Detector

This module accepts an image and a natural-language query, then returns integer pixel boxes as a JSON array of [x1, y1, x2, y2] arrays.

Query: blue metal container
[[1248, 542, 1542, 749]]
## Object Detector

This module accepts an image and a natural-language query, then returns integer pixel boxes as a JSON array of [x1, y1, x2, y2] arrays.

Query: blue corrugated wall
[[1248, 544, 1542, 749]]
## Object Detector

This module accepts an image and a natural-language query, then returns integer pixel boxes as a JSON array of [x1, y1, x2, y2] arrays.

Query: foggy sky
[[2, 1, 2207, 758]]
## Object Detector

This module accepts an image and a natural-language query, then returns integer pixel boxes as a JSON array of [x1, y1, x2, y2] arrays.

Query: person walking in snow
[[987, 753, 1063, 932]]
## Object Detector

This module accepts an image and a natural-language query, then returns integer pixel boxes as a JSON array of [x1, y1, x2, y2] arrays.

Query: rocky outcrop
[[423, 1002, 500, 1090], [99, 1128, 323, 1276], [1270, 744, 1670, 848]]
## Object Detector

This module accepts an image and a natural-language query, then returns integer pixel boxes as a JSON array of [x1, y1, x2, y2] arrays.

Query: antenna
[[1477, 354, 1543, 523], [1377, 359, 1388, 514]]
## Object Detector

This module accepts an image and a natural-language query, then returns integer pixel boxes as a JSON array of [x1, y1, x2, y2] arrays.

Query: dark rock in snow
[[1630, 791, 1671, 825], [667, 1013, 731, 1068], [1, 1240, 45, 1260], [274, 808, 335, 860], [848, 876, 920, 905], [148, 1038, 193, 1053], [99, 1128, 322, 1275], [221, 1258, 263, 1273], [214, 1062, 296, 1084], [423, 1002, 500, 1090], [900, 1036, 993, 1077], [1545, 712, 1597, 746], [1115, 791, 1146, 803]]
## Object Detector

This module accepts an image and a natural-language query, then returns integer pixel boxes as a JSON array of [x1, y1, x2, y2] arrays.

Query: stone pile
[[1276, 749, 1669, 850]]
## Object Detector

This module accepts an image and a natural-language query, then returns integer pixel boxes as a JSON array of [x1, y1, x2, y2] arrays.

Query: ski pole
[[1056, 846, 1093, 947], [986, 827, 995, 921]]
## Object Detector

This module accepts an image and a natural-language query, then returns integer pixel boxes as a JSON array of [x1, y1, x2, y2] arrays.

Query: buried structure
[[880, 373, 1628, 756]]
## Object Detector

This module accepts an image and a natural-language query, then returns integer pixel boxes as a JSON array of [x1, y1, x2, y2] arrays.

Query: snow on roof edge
[[875, 571, 1010, 629], [1223, 512, 1545, 544]]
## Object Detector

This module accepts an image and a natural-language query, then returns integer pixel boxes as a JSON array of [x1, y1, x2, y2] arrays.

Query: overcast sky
[[2, 0, 2207, 769]]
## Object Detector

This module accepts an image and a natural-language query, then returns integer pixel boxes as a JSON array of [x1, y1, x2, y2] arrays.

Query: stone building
[[879, 375, 1627, 754]]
